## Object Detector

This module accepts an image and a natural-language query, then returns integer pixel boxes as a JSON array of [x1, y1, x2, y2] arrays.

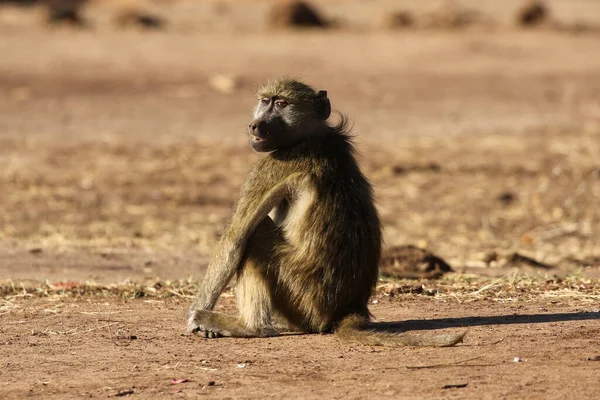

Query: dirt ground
[[2, 285, 600, 399], [1, 0, 600, 398]]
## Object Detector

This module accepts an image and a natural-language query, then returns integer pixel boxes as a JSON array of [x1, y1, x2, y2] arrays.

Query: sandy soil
[[2, 292, 600, 399], [1, 0, 600, 398]]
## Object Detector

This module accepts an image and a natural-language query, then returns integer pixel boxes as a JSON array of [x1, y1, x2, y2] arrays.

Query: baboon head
[[248, 78, 331, 152]]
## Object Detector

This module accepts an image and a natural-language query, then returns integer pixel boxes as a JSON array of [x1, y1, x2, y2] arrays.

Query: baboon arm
[[191, 173, 306, 311]]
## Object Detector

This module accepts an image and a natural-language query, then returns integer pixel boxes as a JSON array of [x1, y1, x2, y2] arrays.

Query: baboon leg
[[237, 217, 284, 335], [190, 218, 283, 338], [236, 264, 278, 336]]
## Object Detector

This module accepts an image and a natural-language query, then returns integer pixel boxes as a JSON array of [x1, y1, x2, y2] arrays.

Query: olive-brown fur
[[187, 79, 465, 347]]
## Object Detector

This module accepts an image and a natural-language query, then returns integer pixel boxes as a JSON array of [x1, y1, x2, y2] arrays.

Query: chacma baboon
[[187, 78, 465, 346]]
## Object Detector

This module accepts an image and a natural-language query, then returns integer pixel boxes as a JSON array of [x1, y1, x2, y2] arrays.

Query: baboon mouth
[[251, 136, 266, 142]]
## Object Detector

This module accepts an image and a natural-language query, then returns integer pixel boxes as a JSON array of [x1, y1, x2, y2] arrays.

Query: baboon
[[187, 78, 465, 346]]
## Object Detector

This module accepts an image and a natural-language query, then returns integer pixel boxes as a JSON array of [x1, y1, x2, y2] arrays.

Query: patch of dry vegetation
[[0, 278, 200, 301], [421, 2, 491, 30], [1, 274, 598, 305], [0, 126, 598, 274], [378, 273, 600, 304], [0, 139, 255, 254], [367, 127, 600, 273]]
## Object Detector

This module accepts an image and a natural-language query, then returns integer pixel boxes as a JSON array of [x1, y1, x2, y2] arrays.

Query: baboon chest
[[269, 188, 315, 245]]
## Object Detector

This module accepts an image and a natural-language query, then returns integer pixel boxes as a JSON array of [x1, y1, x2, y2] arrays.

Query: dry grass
[[0, 278, 201, 301], [0, 138, 253, 254], [2, 274, 599, 305], [378, 273, 600, 304], [367, 127, 600, 271], [1, 126, 599, 274]]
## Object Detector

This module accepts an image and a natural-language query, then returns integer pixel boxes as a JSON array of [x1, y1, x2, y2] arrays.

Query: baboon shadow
[[370, 311, 600, 333]]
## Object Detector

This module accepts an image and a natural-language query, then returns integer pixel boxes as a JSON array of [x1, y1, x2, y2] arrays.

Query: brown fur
[[187, 79, 465, 347]]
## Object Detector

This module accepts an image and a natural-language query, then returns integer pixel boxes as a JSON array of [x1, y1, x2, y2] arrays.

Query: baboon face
[[248, 97, 291, 152], [248, 80, 331, 152]]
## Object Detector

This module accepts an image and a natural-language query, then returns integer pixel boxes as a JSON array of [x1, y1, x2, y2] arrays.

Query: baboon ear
[[316, 90, 331, 120]]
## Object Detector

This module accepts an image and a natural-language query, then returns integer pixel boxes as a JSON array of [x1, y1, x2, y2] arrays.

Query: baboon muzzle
[[248, 117, 287, 152], [249, 118, 284, 138]]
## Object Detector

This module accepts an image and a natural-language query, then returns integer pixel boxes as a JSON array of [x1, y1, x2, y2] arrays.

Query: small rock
[[380, 245, 453, 279], [114, 10, 165, 30], [209, 74, 239, 94], [383, 11, 414, 29], [45, 3, 87, 28], [114, 389, 135, 397], [481, 250, 499, 264], [497, 191, 517, 205], [516, 1, 549, 26], [442, 383, 468, 389], [423, 3, 485, 29], [268, 1, 328, 29]]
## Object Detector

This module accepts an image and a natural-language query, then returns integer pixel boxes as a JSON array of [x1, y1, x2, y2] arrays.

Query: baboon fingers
[[192, 329, 223, 339]]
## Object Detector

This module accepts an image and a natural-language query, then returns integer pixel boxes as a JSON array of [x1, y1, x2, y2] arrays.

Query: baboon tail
[[335, 314, 466, 347]]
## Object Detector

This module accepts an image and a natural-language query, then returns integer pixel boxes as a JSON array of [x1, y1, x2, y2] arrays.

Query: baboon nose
[[249, 123, 257, 130]]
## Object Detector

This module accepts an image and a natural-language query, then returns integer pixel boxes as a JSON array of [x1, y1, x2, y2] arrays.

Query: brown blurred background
[[1, 0, 599, 282]]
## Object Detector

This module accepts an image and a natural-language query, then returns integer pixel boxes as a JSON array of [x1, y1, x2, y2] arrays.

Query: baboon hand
[[188, 309, 280, 338], [193, 328, 223, 339], [187, 310, 226, 338]]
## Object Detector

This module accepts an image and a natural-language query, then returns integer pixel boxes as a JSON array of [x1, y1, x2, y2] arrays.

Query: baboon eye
[[261, 98, 270, 105], [275, 100, 288, 108]]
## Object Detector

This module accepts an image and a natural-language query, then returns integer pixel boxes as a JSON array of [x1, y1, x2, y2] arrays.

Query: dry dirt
[[1, 0, 600, 398]]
